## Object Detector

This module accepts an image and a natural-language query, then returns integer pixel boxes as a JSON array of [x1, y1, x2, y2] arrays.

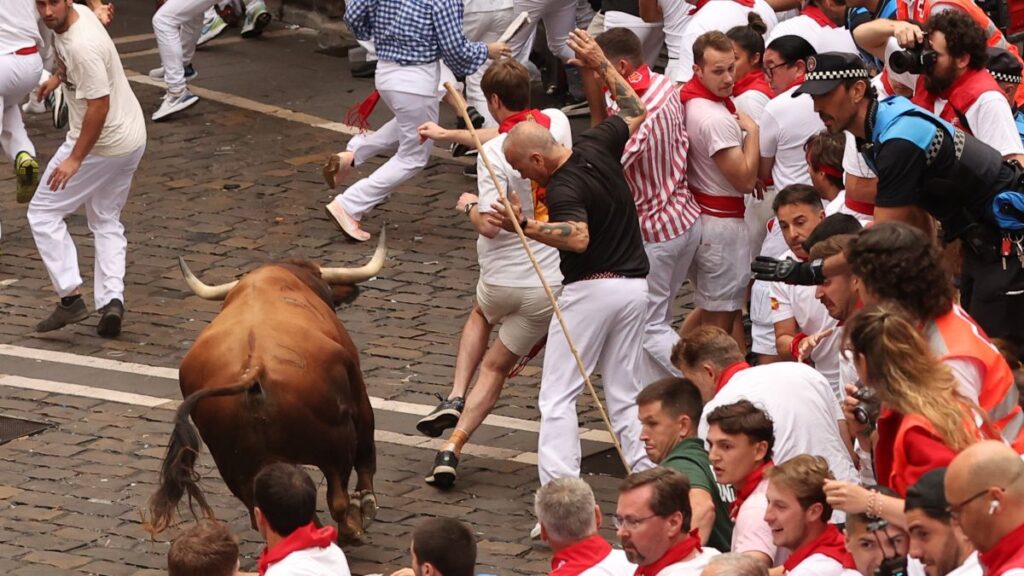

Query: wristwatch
[[464, 202, 478, 216]]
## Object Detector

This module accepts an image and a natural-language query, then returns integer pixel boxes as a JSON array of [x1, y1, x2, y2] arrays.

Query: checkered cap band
[[805, 68, 871, 82], [991, 71, 1023, 84]]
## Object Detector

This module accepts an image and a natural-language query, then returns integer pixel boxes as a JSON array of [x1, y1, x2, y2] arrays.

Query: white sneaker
[[197, 13, 228, 46], [22, 70, 50, 114], [148, 64, 198, 82], [152, 89, 199, 121], [530, 522, 542, 540], [240, 0, 271, 38]]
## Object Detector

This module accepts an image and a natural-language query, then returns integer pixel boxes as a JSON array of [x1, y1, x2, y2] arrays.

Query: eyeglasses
[[612, 514, 658, 530], [946, 488, 991, 519], [764, 61, 794, 80]]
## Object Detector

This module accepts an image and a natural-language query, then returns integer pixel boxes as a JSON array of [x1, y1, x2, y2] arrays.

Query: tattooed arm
[[566, 28, 647, 136], [485, 191, 591, 253]]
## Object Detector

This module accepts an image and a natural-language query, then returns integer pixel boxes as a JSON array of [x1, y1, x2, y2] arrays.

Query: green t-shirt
[[661, 437, 733, 552]]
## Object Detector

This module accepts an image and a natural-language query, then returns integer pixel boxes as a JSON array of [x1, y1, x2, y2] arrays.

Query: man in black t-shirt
[[486, 28, 653, 491]]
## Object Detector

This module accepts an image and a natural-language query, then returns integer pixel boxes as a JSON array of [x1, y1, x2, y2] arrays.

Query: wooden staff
[[443, 82, 629, 473]]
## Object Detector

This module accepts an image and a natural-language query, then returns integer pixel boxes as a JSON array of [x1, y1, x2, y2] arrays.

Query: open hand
[[567, 29, 607, 70], [485, 190, 524, 232]]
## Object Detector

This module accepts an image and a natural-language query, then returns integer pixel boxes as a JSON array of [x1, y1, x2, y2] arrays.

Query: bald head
[[504, 121, 558, 160], [947, 441, 1024, 499]]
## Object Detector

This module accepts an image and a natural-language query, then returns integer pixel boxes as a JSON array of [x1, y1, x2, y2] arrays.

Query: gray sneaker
[[97, 298, 124, 338], [35, 298, 88, 332], [416, 394, 465, 438]]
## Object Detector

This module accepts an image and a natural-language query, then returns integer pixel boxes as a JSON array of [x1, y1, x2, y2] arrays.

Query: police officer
[[752, 51, 1024, 352], [987, 47, 1024, 148]]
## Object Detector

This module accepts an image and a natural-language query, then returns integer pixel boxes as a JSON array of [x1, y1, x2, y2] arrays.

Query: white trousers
[[153, 0, 214, 92], [538, 277, 654, 484], [337, 88, 438, 220], [601, 11, 666, 68], [510, 0, 577, 64], [0, 51, 43, 161], [641, 222, 702, 384], [463, 8, 515, 128], [27, 141, 144, 309]]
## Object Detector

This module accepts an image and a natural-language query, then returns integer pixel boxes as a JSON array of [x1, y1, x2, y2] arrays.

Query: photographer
[[843, 487, 922, 576], [843, 305, 996, 496], [852, 12, 1023, 159], [751, 53, 1024, 356]]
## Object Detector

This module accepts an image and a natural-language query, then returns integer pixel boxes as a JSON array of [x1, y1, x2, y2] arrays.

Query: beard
[[924, 67, 956, 95]]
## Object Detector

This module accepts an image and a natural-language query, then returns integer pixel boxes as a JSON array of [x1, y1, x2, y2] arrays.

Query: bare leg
[[701, 310, 746, 354], [680, 308, 703, 335], [443, 338, 519, 455], [450, 305, 493, 399]]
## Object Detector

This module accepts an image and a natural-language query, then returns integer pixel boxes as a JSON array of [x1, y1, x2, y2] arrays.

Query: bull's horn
[[320, 227, 387, 285], [178, 257, 238, 300]]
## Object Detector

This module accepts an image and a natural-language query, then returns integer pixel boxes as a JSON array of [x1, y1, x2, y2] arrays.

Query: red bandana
[[681, 78, 736, 113], [551, 535, 613, 576], [715, 361, 751, 394], [980, 521, 1024, 576], [498, 108, 552, 134], [912, 68, 1001, 133], [783, 524, 857, 572], [258, 523, 336, 576], [786, 72, 807, 92], [634, 531, 703, 576], [806, 150, 843, 179], [730, 461, 773, 521], [801, 4, 837, 28], [690, 0, 754, 15], [733, 69, 775, 99], [627, 65, 653, 96]]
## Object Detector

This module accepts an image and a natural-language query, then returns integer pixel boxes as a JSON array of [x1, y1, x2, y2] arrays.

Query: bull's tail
[[143, 369, 261, 537]]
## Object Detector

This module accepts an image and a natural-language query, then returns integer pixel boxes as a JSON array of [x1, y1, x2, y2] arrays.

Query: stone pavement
[[0, 7, 695, 575]]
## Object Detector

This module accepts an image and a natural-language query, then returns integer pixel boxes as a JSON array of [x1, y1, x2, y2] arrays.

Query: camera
[[876, 556, 909, 576], [852, 386, 881, 426], [888, 46, 938, 74]]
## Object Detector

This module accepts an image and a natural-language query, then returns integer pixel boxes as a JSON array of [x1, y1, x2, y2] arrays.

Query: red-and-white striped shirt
[[609, 71, 700, 243]]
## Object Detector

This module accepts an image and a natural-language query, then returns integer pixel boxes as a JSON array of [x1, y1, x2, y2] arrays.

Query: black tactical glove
[[751, 256, 825, 285]]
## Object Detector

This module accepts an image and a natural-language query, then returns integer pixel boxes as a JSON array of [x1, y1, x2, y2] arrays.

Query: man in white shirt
[[672, 326, 858, 483], [536, 477, 637, 576], [765, 0, 857, 55], [905, 468, 981, 576], [680, 31, 761, 346], [615, 468, 720, 575], [853, 12, 1024, 160], [764, 456, 860, 576], [768, 185, 843, 397], [30, 0, 147, 338], [1, 0, 44, 210], [254, 464, 351, 576], [413, 59, 568, 488]]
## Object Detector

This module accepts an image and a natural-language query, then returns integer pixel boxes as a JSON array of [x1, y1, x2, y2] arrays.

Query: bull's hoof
[[360, 492, 378, 530], [338, 528, 368, 547]]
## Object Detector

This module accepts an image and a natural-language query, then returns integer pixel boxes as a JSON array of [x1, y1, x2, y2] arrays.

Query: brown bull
[[145, 232, 386, 543]]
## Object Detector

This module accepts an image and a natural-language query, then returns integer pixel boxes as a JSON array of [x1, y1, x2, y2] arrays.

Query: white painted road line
[[0, 374, 171, 408], [117, 28, 307, 59], [0, 345, 614, 444]]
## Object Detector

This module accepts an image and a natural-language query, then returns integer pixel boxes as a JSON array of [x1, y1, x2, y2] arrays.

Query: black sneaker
[[97, 298, 124, 338], [35, 298, 88, 332], [424, 450, 459, 489], [416, 394, 464, 438], [351, 61, 377, 79]]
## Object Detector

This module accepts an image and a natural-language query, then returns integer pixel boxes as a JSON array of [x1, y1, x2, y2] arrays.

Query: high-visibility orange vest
[[919, 0, 1024, 106], [887, 412, 986, 496], [924, 306, 1024, 452]]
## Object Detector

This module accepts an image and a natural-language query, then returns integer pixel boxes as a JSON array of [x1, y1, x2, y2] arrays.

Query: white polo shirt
[[733, 90, 771, 123], [579, 548, 638, 576], [685, 98, 744, 197], [769, 250, 843, 396], [698, 361, 858, 483], [759, 87, 824, 189]]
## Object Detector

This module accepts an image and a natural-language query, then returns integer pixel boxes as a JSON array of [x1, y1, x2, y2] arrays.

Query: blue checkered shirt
[[345, 0, 488, 78]]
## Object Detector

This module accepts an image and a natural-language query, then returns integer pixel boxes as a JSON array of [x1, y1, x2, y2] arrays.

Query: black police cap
[[793, 52, 871, 97], [987, 47, 1022, 85]]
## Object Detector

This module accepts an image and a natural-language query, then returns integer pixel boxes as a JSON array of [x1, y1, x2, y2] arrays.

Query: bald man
[[946, 440, 1024, 575], [487, 28, 654, 493]]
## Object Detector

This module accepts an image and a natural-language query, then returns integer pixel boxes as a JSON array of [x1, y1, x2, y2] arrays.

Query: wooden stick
[[442, 82, 630, 473]]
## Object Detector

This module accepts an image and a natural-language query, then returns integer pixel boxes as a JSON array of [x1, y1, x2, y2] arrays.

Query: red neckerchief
[[912, 68, 1001, 133], [634, 531, 703, 576], [801, 4, 837, 28], [786, 72, 807, 92], [729, 461, 773, 521], [783, 524, 857, 572], [627, 65, 653, 96], [715, 361, 751, 394], [690, 0, 754, 15], [980, 521, 1024, 576], [551, 534, 613, 576], [257, 523, 336, 576], [880, 69, 896, 98], [499, 108, 552, 134], [681, 78, 736, 113], [733, 69, 775, 99]]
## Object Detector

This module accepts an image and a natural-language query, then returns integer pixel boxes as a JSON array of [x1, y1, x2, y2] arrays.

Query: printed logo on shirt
[[533, 183, 549, 223], [770, 297, 780, 311]]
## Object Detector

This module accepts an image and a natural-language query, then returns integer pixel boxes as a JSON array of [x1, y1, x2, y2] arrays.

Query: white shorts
[[749, 279, 777, 355], [692, 215, 750, 312], [476, 280, 558, 356]]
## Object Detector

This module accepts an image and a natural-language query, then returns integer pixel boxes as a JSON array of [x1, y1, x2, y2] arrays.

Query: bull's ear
[[331, 284, 361, 307]]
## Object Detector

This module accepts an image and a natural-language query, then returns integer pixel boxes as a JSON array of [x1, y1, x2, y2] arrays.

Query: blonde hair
[[845, 305, 981, 451]]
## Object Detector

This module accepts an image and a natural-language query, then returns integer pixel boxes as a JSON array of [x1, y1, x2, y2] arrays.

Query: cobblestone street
[[0, 5, 693, 575]]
